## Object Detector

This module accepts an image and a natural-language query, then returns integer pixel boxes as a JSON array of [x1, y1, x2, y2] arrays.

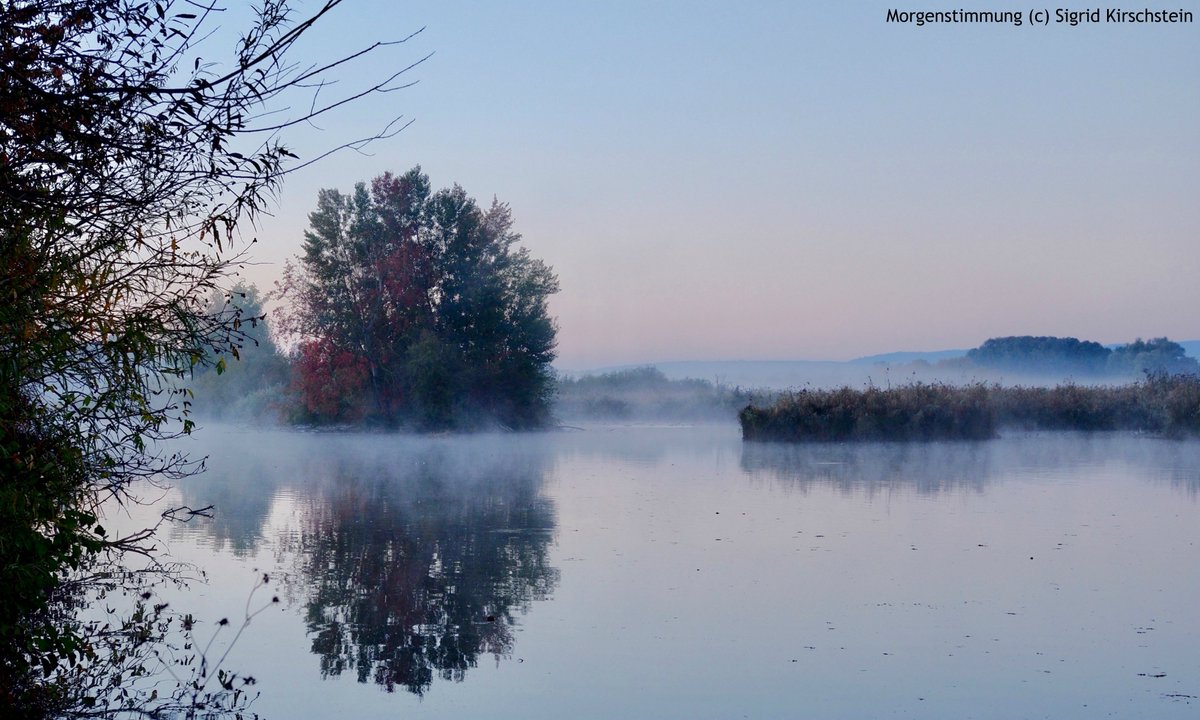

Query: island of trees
[[274, 167, 560, 430], [189, 170, 561, 432]]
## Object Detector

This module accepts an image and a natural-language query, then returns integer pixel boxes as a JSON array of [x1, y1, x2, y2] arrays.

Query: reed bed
[[740, 374, 1200, 442]]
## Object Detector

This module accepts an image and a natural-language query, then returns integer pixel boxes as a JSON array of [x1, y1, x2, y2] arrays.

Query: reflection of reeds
[[740, 374, 1200, 442], [740, 431, 1200, 496]]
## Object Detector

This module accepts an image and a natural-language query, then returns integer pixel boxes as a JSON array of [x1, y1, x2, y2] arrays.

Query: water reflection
[[174, 430, 560, 696], [171, 427, 310, 554], [154, 425, 1200, 718], [742, 432, 1200, 495], [286, 448, 558, 695]]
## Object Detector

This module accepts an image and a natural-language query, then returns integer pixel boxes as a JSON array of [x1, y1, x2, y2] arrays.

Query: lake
[[110, 424, 1200, 719]]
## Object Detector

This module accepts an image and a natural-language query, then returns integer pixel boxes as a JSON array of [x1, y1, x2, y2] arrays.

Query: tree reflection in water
[[282, 445, 558, 695]]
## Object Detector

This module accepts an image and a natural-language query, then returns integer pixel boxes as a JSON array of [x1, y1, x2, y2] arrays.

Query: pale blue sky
[[238, 1, 1199, 368]]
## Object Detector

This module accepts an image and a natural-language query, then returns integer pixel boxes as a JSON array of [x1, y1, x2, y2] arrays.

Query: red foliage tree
[[276, 167, 559, 429], [294, 339, 373, 422]]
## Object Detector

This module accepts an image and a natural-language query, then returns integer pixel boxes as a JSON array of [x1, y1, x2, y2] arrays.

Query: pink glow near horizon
[[234, 1, 1198, 369]]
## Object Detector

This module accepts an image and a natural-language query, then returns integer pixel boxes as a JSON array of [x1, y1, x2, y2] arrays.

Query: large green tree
[[280, 168, 559, 429]]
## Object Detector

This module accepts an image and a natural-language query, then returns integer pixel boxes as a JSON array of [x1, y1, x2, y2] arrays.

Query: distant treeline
[[188, 314, 765, 425], [555, 366, 759, 421], [740, 374, 1200, 442], [187, 285, 290, 422], [954, 335, 1198, 378], [190, 316, 1200, 432]]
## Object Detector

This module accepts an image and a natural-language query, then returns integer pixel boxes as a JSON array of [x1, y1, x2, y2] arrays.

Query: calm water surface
[[117, 424, 1200, 719]]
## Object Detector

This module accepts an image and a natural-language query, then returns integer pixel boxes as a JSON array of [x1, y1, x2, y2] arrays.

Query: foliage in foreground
[[0, 394, 102, 711], [39, 573, 279, 720], [1, 0, 416, 714], [739, 374, 1200, 442], [277, 168, 559, 430]]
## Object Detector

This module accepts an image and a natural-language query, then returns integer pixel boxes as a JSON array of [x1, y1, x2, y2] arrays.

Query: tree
[[0, 0, 422, 713], [966, 336, 1111, 375], [1107, 337, 1200, 377], [279, 167, 559, 430], [188, 283, 290, 420]]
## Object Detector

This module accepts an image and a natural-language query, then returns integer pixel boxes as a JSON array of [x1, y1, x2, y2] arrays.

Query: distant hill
[[564, 359, 977, 391], [567, 360, 853, 390], [559, 340, 1200, 391]]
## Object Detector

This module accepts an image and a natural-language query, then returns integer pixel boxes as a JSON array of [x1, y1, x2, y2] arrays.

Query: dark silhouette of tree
[[1, 0, 424, 713], [278, 167, 559, 429]]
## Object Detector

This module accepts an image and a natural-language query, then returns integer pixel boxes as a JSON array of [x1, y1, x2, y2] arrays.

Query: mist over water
[[126, 424, 1200, 719]]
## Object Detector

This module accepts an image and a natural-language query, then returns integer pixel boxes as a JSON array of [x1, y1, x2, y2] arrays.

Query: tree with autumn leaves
[[278, 167, 559, 430]]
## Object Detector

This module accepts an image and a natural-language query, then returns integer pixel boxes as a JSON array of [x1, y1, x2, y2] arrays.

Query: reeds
[[740, 374, 1200, 442]]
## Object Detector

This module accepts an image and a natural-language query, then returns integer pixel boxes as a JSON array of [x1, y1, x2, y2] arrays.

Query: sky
[[228, 1, 1199, 369]]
